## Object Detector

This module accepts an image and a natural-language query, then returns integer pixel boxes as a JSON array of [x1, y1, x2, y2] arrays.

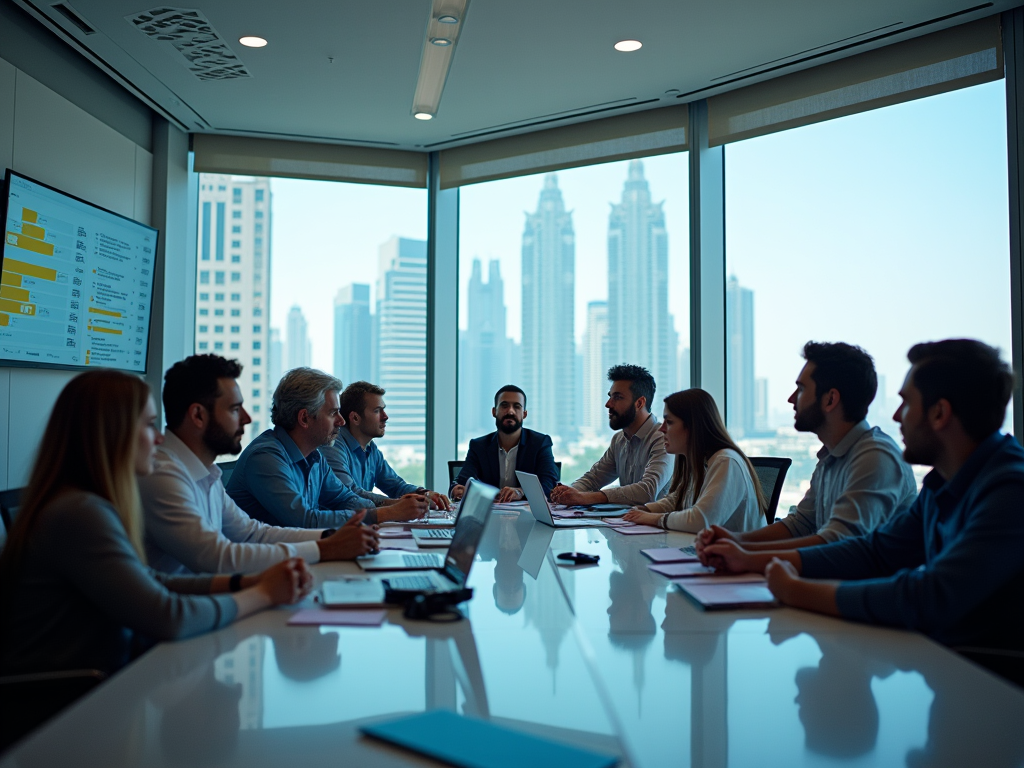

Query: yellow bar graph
[[1, 272, 22, 287], [0, 314, 8, 327], [0, 286, 29, 302], [89, 326, 121, 335], [5, 232, 54, 257], [4, 259, 56, 282], [21, 223, 45, 240], [22, 209, 37, 223], [88, 307, 122, 318], [0, 298, 34, 316]]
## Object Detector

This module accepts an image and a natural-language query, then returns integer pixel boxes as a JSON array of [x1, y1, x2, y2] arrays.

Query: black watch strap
[[229, 573, 244, 593], [321, 528, 337, 539]]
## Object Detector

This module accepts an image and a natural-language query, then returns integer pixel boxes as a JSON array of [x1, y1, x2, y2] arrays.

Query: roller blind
[[439, 105, 689, 189], [708, 15, 1002, 147], [192, 134, 428, 188]]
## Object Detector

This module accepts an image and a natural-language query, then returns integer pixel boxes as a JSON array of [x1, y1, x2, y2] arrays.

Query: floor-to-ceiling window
[[725, 80, 1011, 508], [458, 154, 690, 481], [194, 175, 428, 482]]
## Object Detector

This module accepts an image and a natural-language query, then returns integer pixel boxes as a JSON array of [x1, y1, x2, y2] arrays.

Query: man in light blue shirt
[[227, 368, 426, 528], [321, 381, 450, 513]]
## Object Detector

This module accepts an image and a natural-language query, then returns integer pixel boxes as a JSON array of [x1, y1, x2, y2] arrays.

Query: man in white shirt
[[140, 354, 378, 575]]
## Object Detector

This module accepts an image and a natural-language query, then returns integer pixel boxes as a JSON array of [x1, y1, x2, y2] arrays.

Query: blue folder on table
[[360, 710, 619, 768]]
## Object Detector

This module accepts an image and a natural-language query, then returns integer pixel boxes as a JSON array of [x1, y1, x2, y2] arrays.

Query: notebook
[[641, 547, 699, 563], [676, 580, 778, 610], [610, 525, 662, 535], [360, 710, 619, 768], [287, 609, 387, 626], [648, 561, 716, 578]]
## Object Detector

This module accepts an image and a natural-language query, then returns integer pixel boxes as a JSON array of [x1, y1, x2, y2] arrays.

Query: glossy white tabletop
[[5, 508, 1024, 768]]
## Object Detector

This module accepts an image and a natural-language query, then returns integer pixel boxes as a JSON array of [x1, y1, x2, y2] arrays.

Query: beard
[[793, 399, 827, 433], [901, 425, 941, 466], [496, 414, 522, 435], [608, 403, 636, 432], [203, 420, 243, 456]]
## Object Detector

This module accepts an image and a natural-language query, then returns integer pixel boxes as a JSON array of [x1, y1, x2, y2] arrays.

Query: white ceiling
[[15, 0, 1020, 150]]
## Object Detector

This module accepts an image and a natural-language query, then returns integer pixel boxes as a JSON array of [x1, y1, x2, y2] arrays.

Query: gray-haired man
[[227, 367, 427, 528]]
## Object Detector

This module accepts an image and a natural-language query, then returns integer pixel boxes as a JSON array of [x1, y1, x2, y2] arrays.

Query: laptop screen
[[444, 480, 497, 586]]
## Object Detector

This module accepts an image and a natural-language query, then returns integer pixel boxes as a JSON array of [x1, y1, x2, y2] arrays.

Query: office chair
[[0, 487, 23, 532], [0, 669, 107, 754], [216, 461, 237, 487], [749, 457, 793, 524]]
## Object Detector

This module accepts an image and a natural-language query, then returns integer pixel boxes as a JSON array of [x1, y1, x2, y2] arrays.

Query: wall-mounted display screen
[[1, 170, 158, 373]]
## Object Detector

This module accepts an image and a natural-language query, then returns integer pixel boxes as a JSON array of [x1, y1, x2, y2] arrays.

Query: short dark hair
[[339, 381, 385, 423], [163, 354, 243, 429], [607, 364, 656, 408], [907, 339, 1013, 441], [493, 385, 527, 408], [802, 342, 876, 423]]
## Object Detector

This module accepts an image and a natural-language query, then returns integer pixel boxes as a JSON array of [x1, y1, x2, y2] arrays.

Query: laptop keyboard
[[387, 574, 437, 591], [420, 529, 454, 539], [680, 545, 697, 556], [403, 553, 441, 568]]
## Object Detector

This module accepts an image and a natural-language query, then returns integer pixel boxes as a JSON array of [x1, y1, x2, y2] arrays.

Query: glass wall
[[458, 154, 690, 481], [195, 175, 428, 483], [724, 81, 1011, 509]]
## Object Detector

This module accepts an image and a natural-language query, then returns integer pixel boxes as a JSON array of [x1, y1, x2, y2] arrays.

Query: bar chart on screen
[[1, 172, 157, 371]]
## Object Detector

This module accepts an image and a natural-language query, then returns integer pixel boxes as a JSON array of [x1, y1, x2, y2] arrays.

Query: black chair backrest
[[0, 487, 23, 532], [216, 461, 237, 487], [448, 460, 562, 485], [749, 457, 793, 524]]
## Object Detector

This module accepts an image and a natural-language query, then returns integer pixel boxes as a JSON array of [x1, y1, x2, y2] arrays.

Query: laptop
[[410, 478, 475, 546], [382, 480, 498, 594], [515, 471, 609, 528]]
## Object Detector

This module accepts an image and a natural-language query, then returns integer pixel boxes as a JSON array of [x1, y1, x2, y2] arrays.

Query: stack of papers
[[288, 610, 387, 626], [641, 547, 699, 563], [609, 524, 663, 535], [648, 561, 716, 578], [675, 578, 777, 610]]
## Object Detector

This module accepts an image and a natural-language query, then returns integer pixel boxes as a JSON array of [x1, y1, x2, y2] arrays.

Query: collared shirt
[[801, 432, 1024, 650], [226, 427, 375, 528], [140, 431, 323, 575], [781, 421, 917, 542], [498, 443, 520, 489], [321, 428, 420, 505], [571, 414, 672, 505]]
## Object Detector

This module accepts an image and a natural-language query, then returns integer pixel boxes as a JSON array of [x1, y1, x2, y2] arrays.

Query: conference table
[[4, 507, 1024, 768]]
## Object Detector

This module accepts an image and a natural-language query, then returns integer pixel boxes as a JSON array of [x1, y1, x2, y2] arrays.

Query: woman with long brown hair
[[0, 370, 312, 676], [622, 388, 767, 533]]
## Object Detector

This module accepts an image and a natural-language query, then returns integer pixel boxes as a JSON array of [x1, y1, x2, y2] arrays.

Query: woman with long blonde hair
[[0, 370, 312, 676], [622, 388, 767, 533]]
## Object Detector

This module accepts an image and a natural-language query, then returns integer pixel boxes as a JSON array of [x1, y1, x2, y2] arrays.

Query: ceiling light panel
[[412, 0, 470, 119], [614, 39, 643, 52]]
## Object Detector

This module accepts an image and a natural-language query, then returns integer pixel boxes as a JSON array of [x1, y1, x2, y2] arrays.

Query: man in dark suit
[[451, 385, 558, 502]]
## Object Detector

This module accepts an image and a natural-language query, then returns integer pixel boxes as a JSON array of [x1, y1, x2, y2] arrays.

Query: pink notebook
[[676, 581, 777, 610], [287, 609, 387, 626], [611, 525, 663, 535], [648, 561, 716, 578], [641, 547, 699, 563], [675, 574, 767, 586]]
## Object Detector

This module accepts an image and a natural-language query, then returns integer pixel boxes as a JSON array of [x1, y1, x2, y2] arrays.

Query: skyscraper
[[582, 300, 609, 437], [726, 275, 755, 437], [286, 305, 311, 370], [195, 174, 271, 440], [333, 283, 372, 385], [376, 236, 427, 448], [606, 160, 676, 397], [460, 259, 513, 442], [268, 327, 283, 396], [521, 174, 576, 442]]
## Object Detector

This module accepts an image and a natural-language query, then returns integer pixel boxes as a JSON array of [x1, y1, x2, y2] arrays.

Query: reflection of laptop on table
[[383, 481, 498, 595], [516, 471, 608, 528], [516, 521, 556, 579]]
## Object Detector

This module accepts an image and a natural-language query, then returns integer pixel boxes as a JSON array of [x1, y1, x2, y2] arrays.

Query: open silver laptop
[[381, 480, 498, 594], [410, 478, 475, 547], [515, 471, 608, 528]]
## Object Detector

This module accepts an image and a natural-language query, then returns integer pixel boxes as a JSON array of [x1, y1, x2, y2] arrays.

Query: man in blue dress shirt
[[321, 381, 449, 513], [703, 340, 1024, 672], [227, 368, 426, 527]]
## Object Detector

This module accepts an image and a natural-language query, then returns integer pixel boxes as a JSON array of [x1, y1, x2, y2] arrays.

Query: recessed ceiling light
[[430, 37, 452, 46], [614, 39, 642, 52], [437, 14, 458, 23], [238, 35, 267, 48], [414, 112, 434, 120]]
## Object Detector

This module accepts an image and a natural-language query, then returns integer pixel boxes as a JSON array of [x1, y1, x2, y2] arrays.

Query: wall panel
[[0, 57, 14, 174]]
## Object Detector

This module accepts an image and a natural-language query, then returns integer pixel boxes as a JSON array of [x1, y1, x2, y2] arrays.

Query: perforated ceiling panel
[[127, 7, 250, 81]]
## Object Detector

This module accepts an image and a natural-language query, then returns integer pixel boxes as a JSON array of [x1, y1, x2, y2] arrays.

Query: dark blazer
[[453, 428, 559, 496]]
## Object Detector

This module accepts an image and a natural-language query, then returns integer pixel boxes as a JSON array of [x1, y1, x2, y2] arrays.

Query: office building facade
[[334, 283, 372, 386], [286, 305, 311, 370], [521, 174, 576, 442], [376, 236, 427, 448], [582, 300, 609, 438], [195, 174, 271, 438], [726, 275, 755, 437]]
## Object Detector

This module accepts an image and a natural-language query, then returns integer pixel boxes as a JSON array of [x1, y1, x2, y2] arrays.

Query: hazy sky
[[267, 79, 1010, 422]]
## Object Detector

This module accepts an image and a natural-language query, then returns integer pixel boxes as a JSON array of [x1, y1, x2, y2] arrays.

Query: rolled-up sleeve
[[602, 436, 672, 506], [818, 449, 912, 543], [780, 482, 818, 538], [572, 442, 621, 494]]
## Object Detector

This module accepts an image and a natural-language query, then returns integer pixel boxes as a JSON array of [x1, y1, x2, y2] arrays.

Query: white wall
[[0, 60, 154, 488]]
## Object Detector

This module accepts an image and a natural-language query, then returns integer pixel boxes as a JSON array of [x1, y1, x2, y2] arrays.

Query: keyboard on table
[[386, 574, 437, 591], [403, 553, 441, 568], [680, 545, 697, 556]]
